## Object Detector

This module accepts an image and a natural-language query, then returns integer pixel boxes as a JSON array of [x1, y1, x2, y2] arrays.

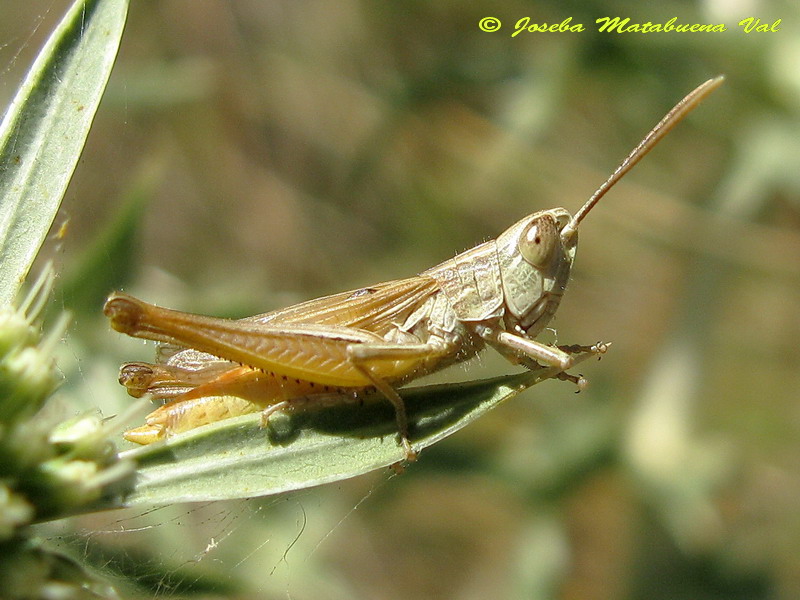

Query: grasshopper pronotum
[[105, 77, 723, 460]]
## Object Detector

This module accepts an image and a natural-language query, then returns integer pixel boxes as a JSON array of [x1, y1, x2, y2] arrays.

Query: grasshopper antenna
[[560, 75, 724, 244]]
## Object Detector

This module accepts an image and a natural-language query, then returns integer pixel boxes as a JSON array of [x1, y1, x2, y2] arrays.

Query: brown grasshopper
[[105, 77, 723, 460]]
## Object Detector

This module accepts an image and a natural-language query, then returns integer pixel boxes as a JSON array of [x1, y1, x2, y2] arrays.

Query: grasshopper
[[105, 77, 722, 460]]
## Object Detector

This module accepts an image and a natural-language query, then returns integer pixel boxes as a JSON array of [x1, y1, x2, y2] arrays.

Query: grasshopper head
[[430, 79, 722, 334], [496, 76, 725, 336], [495, 208, 576, 336]]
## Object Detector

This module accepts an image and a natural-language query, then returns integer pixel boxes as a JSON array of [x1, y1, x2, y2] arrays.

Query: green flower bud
[[0, 485, 34, 540], [0, 309, 37, 361], [0, 346, 60, 424]]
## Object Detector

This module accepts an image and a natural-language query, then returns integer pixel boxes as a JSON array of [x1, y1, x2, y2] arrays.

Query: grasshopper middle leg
[[347, 339, 454, 462]]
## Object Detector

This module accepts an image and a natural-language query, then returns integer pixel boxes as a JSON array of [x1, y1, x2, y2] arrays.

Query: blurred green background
[[4, 1, 800, 598]]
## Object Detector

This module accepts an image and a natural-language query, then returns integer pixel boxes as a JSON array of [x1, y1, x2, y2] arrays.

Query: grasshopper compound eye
[[519, 215, 558, 267]]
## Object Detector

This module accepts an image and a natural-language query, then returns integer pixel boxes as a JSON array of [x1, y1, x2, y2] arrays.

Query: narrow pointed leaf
[[119, 350, 600, 506], [0, 0, 129, 305]]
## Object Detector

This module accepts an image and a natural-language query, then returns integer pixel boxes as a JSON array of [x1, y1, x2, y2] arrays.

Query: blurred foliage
[[3, 0, 799, 598]]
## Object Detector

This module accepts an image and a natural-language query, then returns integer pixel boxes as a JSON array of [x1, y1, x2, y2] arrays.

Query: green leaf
[[0, 0, 129, 307], [120, 350, 601, 506]]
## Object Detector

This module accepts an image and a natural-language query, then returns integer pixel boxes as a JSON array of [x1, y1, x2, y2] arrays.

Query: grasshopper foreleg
[[477, 326, 607, 387], [494, 331, 576, 371], [558, 342, 610, 357], [555, 371, 588, 391]]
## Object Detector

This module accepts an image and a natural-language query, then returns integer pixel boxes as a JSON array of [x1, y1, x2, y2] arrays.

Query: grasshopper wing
[[248, 276, 441, 335]]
